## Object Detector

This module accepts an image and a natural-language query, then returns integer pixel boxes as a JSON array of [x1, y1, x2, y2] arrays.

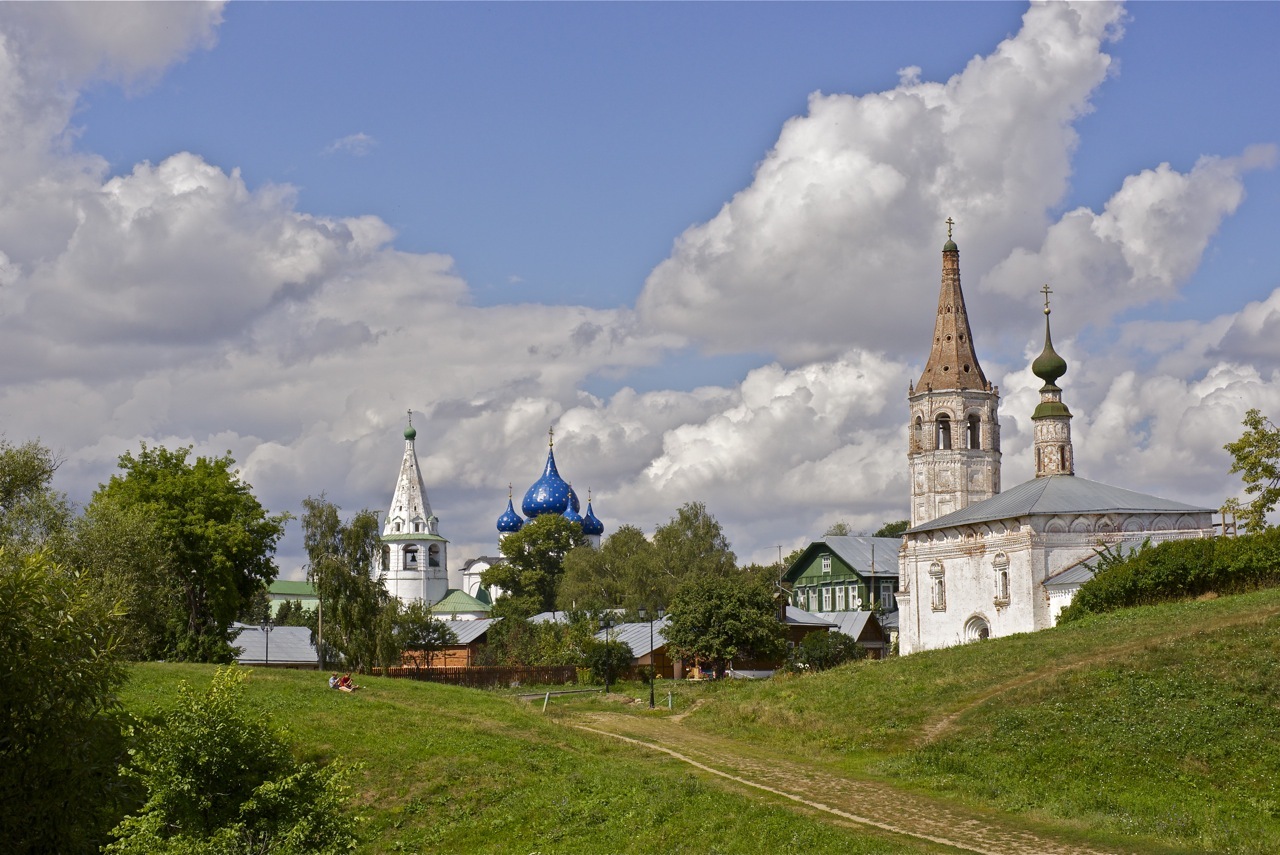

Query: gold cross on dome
[[548, 426, 555, 448], [945, 216, 955, 240], [1041, 284, 1053, 313]]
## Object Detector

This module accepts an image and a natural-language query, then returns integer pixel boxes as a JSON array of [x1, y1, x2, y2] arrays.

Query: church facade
[[895, 228, 1216, 654]]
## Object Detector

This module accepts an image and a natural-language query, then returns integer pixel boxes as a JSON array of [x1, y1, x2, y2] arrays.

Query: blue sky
[[4, 2, 1280, 572]]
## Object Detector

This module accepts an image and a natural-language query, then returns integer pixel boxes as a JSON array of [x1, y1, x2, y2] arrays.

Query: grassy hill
[[645, 587, 1280, 854], [121, 588, 1280, 854], [119, 664, 948, 854]]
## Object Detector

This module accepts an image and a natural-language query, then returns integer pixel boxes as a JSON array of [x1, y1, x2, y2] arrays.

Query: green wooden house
[[783, 536, 901, 615]]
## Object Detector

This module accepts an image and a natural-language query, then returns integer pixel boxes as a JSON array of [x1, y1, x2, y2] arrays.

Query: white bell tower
[[381, 411, 450, 605]]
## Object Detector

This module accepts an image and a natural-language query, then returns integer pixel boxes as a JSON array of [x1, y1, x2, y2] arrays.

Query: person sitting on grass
[[337, 673, 359, 692], [328, 672, 340, 689]]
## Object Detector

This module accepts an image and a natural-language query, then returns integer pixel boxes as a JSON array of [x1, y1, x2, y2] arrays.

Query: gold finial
[[1041, 284, 1053, 315], [588, 487, 592, 502], [548, 426, 555, 448], [945, 216, 955, 240], [508, 482, 513, 500]]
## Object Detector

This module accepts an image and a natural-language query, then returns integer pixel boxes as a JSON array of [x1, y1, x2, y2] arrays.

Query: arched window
[[404, 546, 418, 567], [913, 416, 923, 451], [967, 414, 981, 449], [936, 414, 952, 450], [993, 553, 1010, 605], [1059, 446, 1068, 471], [929, 562, 945, 611], [428, 544, 441, 568]]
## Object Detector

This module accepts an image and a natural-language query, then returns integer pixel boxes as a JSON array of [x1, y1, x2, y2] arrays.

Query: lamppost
[[637, 606, 664, 709], [598, 614, 615, 695], [259, 617, 274, 667]]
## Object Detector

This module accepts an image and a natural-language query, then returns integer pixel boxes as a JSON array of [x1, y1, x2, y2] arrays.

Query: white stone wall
[[908, 387, 1001, 527]]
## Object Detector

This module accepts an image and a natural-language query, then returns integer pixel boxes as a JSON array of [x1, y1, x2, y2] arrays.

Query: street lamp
[[637, 606, 664, 709], [259, 617, 274, 667], [598, 614, 615, 695]]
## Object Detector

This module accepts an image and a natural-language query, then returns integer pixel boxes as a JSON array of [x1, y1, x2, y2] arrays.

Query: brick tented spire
[[916, 221, 990, 393]]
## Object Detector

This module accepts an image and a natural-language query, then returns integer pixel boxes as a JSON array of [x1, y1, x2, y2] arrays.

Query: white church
[[895, 225, 1216, 654], [378, 417, 604, 619]]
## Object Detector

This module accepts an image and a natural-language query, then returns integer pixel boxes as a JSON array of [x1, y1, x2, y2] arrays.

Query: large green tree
[[1, 550, 130, 854], [1225, 408, 1280, 533], [649, 501, 738, 606], [486, 513, 586, 617], [0, 438, 71, 558], [663, 568, 785, 678], [558, 524, 657, 613], [87, 444, 288, 661], [301, 495, 396, 673]]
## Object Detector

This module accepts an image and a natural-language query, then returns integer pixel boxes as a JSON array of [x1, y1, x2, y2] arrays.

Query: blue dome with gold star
[[522, 447, 572, 517], [496, 496, 524, 533], [582, 501, 604, 537]]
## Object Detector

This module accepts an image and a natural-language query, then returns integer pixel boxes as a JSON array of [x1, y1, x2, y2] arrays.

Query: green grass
[[118, 664, 950, 854], [622, 588, 1280, 854]]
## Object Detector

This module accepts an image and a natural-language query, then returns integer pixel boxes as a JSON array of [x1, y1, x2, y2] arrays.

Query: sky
[[3, 1, 1280, 576]]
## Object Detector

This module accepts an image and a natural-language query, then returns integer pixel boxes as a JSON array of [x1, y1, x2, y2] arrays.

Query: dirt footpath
[[570, 711, 1128, 855]]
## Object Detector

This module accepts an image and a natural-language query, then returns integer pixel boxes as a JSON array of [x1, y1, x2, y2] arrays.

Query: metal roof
[[429, 589, 492, 615], [813, 610, 877, 639], [439, 618, 495, 645], [232, 623, 317, 666], [907, 475, 1213, 534], [268, 580, 316, 597], [594, 617, 670, 657], [785, 606, 837, 627], [824, 536, 902, 578], [1043, 538, 1148, 589]]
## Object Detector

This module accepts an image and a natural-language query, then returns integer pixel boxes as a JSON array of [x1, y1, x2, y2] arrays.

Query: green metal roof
[[429, 589, 492, 615], [268, 580, 316, 597], [382, 533, 448, 543]]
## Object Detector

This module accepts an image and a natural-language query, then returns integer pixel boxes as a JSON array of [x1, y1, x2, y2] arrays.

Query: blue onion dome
[[562, 505, 583, 525], [522, 446, 572, 517], [497, 496, 524, 533], [566, 484, 581, 514], [581, 499, 604, 537]]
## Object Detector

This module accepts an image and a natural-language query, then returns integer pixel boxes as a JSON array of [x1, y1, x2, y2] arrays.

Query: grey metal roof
[[439, 618, 495, 645], [907, 475, 1213, 534], [785, 606, 837, 627], [232, 623, 317, 666], [1043, 538, 1148, 589], [813, 610, 874, 639], [822, 536, 902, 578], [528, 611, 571, 624], [594, 617, 670, 658]]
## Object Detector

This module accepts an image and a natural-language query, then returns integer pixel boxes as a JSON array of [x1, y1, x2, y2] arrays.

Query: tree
[[108, 668, 355, 855], [583, 638, 634, 690], [1, 550, 130, 854], [558, 524, 657, 613], [873, 519, 911, 538], [302, 495, 396, 673], [1226, 409, 1280, 533], [86, 444, 289, 662], [649, 502, 738, 606], [784, 630, 866, 672], [663, 568, 785, 678], [824, 520, 853, 536], [396, 600, 457, 669], [0, 438, 71, 559], [487, 514, 586, 617]]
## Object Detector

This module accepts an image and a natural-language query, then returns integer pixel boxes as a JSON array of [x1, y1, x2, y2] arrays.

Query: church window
[[1059, 446, 1068, 471], [967, 414, 981, 449], [936, 414, 952, 450], [394, 521, 401, 533], [821, 555, 832, 574], [414, 521, 421, 533], [405, 546, 418, 567], [929, 562, 945, 611], [822, 587, 832, 610], [913, 416, 923, 451], [428, 544, 441, 568], [993, 553, 1010, 605], [836, 586, 846, 610]]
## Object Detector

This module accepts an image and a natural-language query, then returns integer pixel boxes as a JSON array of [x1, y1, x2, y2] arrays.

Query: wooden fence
[[378, 664, 579, 689]]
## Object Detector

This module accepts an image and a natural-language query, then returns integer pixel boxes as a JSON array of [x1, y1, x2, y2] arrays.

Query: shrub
[[1060, 528, 1280, 622], [784, 630, 866, 673], [583, 639, 634, 687], [107, 667, 356, 855]]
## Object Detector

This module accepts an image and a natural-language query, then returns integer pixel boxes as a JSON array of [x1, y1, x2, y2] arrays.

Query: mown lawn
[[119, 664, 951, 854]]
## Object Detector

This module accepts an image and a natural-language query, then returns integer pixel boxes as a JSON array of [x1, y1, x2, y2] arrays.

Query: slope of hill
[[119, 663, 945, 854], [662, 588, 1280, 854]]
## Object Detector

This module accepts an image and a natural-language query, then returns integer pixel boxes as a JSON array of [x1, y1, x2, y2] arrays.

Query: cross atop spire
[[946, 216, 955, 241], [548, 426, 555, 448], [508, 482, 513, 500], [1041, 284, 1053, 314]]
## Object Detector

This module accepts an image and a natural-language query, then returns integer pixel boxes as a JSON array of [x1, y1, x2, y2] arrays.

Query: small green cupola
[[1030, 286, 1074, 477], [404, 410, 417, 441]]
